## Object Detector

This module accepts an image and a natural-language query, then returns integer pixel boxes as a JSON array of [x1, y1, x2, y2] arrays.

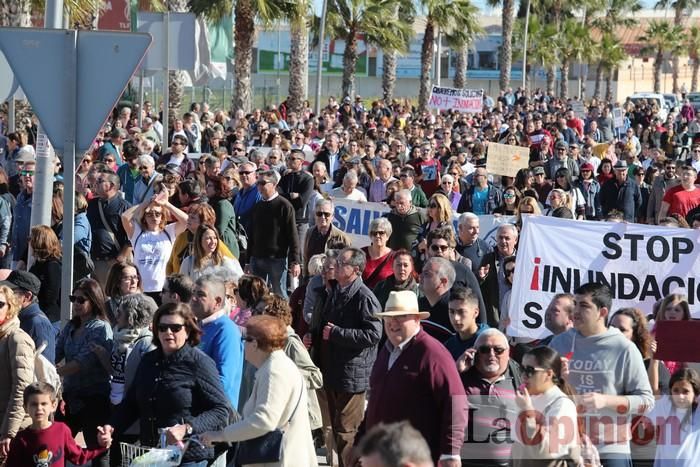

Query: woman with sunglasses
[[512, 346, 581, 467], [56, 278, 113, 467], [104, 260, 143, 325], [105, 303, 231, 467], [494, 186, 521, 216], [413, 193, 453, 267], [121, 190, 188, 304], [361, 217, 395, 288]]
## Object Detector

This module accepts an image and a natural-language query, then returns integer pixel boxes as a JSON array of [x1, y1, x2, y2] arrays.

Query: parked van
[[628, 92, 669, 121]]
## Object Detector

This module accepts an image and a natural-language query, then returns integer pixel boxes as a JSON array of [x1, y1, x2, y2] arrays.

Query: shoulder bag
[[236, 374, 304, 464]]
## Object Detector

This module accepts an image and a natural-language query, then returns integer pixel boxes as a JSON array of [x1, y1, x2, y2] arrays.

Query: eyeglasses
[[21, 170, 34, 177], [241, 336, 256, 343], [522, 366, 547, 377], [139, 166, 150, 170], [430, 244, 450, 252], [505, 268, 515, 276], [69, 295, 89, 304], [145, 211, 163, 218], [370, 230, 386, 237], [157, 323, 185, 333], [477, 345, 507, 356], [316, 212, 332, 218], [256, 179, 271, 186]]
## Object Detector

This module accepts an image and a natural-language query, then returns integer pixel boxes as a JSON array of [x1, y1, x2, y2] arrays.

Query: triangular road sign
[[0, 28, 151, 153]]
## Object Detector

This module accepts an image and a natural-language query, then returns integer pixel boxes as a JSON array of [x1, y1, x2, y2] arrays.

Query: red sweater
[[6, 422, 106, 467], [362, 329, 468, 462]]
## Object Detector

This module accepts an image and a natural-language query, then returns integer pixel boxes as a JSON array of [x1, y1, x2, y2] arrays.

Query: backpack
[[34, 341, 62, 398]]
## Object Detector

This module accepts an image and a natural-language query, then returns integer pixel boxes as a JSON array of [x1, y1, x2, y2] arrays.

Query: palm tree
[[166, 0, 189, 128], [598, 34, 626, 100], [557, 18, 592, 99], [381, 0, 415, 103], [655, 0, 700, 93], [325, 0, 408, 100], [527, 22, 559, 93], [488, 0, 516, 91], [287, 0, 312, 115], [444, 2, 484, 89], [639, 20, 683, 93], [418, 0, 481, 111], [191, 0, 288, 114], [686, 25, 700, 91]]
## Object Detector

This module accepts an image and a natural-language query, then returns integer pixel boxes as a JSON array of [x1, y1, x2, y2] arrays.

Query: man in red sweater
[[357, 291, 467, 467], [658, 165, 700, 220]]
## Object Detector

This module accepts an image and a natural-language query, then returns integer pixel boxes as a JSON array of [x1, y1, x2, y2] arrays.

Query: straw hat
[[375, 291, 430, 320]]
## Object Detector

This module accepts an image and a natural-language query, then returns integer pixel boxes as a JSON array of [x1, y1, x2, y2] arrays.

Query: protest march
[[2, 88, 700, 467]]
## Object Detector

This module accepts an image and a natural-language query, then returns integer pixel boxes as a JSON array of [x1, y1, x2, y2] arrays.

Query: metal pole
[[163, 12, 170, 140], [138, 69, 145, 127], [522, 0, 530, 89], [277, 23, 281, 105], [7, 98, 15, 133], [59, 30, 78, 326], [314, 0, 328, 115]]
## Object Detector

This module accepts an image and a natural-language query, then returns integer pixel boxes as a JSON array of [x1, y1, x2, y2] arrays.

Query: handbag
[[236, 374, 304, 464]]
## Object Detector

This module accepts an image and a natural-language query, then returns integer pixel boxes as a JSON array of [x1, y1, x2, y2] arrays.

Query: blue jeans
[[180, 461, 207, 467], [600, 454, 633, 467], [250, 257, 288, 299]]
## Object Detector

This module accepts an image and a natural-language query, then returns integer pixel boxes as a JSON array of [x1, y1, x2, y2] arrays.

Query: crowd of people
[[0, 88, 699, 467]]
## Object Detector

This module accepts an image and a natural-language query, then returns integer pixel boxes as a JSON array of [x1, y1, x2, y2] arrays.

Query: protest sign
[[570, 101, 586, 118], [331, 198, 513, 248], [486, 143, 530, 177], [655, 321, 700, 363], [507, 216, 700, 339], [612, 107, 624, 129], [428, 86, 483, 113]]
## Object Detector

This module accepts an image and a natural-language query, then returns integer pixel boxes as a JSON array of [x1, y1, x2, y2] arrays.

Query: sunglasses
[[522, 366, 546, 377], [477, 345, 507, 356], [21, 170, 34, 177], [430, 244, 449, 252], [315, 212, 332, 218], [157, 323, 185, 333], [505, 268, 515, 276], [145, 211, 163, 217], [69, 295, 88, 304], [428, 203, 438, 208], [256, 180, 271, 186], [504, 193, 515, 199], [239, 170, 254, 176], [139, 166, 149, 170], [370, 230, 386, 237]]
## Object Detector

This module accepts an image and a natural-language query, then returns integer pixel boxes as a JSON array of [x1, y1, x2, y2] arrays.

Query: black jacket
[[278, 170, 315, 224], [600, 177, 642, 222], [320, 277, 382, 393], [112, 344, 232, 463]]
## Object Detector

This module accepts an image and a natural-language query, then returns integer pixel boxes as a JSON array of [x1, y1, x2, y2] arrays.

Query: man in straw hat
[[356, 290, 467, 467]]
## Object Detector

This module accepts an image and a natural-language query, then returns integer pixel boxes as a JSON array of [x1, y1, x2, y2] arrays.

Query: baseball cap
[[533, 166, 545, 175], [0, 270, 41, 296]]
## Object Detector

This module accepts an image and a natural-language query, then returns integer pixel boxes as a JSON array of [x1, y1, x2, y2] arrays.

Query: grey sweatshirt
[[550, 327, 654, 456]]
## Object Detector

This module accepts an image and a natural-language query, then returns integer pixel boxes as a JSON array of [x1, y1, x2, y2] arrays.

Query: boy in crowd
[[6, 382, 112, 467]]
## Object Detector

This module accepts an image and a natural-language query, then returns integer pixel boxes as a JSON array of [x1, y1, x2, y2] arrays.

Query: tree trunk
[[341, 30, 358, 99], [418, 20, 436, 112], [692, 61, 699, 92], [499, 0, 515, 92], [594, 61, 603, 99], [672, 5, 682, 94], [654, 50, 663, 94], [560, 59, 569, 99], [166, 0, 189, 127], [287, 17, 309, 115], [605, 68, 614, 101], [233, 0, 255, 113], [382, 50, 397, 104], [546, 66, 555, 95], [454, 46, 468, 89], [0, 0, 32, 26]]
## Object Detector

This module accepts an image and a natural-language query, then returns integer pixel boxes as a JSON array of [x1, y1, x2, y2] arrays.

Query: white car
[[628, 92, 669, 122]]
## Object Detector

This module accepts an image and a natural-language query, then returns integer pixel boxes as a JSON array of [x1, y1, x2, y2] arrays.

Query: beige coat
[[221, 350, 318, 467], [0, 318, 35, 438]]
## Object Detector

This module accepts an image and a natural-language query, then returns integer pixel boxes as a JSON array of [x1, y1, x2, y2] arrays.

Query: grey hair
[[195, 273, 226, 304], [357, 421, 432, 466], [343, 170, 358, 184], [137, 154, 155, 167], [315, 198, 334, 212], [340, 247, 367, 274], [369, 217, 393, 238], [118, 293, 158, 329], [497, 223, 519, 237], [423, 257, 456, 288], [458, 212, 479, 226], [308, 254, 326, 276], [475, 328, 509, 349], [200, 265, 241, 285], [258, 169, 281, 185], [395, 189, 412, 202]]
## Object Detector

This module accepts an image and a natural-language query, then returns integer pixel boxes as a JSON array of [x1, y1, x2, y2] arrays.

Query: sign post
[[0, 28, 151, 323]]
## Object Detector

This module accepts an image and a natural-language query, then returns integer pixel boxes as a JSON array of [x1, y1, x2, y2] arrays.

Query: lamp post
[[314, 0, 328, 115]]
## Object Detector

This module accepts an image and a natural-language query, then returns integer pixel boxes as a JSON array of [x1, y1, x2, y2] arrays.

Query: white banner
[[331, 198, 513, 248], [507, 216, 700, 339], [428, 86, 483, 113]]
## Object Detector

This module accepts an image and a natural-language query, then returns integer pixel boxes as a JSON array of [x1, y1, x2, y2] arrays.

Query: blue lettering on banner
[[334, 206, 348, 231]]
